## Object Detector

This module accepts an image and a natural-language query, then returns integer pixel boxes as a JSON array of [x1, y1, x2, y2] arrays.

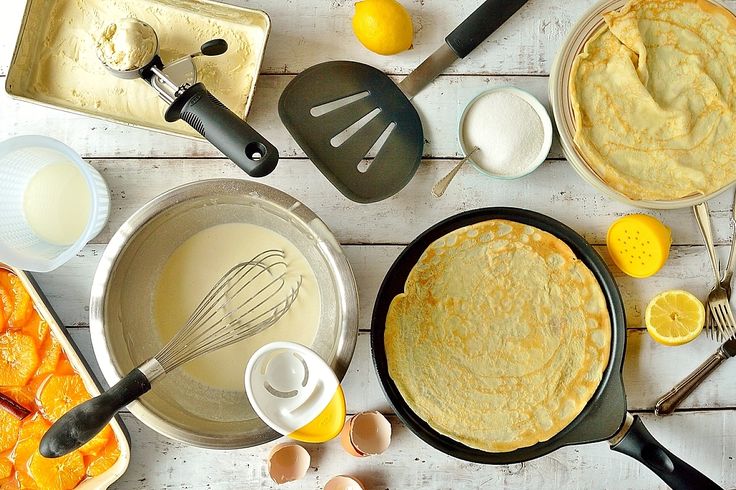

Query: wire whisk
[[40, 249, 302, 458], [158, 249, 301, 371]]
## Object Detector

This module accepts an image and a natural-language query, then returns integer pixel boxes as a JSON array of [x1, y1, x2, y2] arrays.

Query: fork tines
[[709, 298, 736, 341]]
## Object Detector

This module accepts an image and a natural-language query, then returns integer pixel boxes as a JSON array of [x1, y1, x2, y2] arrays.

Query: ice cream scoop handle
[[165, 83, 279, 177], [39, 369, 151, 458], [655, 350, 727, 415]]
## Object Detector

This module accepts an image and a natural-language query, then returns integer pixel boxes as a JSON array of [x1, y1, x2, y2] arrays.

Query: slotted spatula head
[[279, 61, 423, 204]]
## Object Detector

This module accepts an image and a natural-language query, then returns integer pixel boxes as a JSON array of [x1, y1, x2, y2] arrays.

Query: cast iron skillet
[[371, 208, 721, 490]]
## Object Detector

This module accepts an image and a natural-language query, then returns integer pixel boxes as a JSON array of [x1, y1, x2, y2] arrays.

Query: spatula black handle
[[611, 415, 722, 490], [165, 83, 279, 178], [445, 0, 528, 59], [39, 369, 151, 458]]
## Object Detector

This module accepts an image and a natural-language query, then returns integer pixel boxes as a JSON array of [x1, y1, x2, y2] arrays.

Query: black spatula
[[279, 0, 528, 203]]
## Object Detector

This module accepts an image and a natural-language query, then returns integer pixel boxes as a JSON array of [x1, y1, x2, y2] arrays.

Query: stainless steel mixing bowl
[[89, 179, 359, 448]]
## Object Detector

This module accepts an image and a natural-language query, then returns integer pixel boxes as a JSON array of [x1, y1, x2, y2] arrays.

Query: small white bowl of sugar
[[459, 87, 552, 180]]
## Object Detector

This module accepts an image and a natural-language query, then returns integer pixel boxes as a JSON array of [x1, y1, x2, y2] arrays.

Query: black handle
[[445, 0, 528, 59], [201, 39, 228, 56], [611, 415, 722, 489], [39, 369, 151, 458], [165, 83, 279, 177]]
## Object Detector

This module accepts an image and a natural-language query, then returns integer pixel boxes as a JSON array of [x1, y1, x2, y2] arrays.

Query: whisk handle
[[39, 369, 151, 458]]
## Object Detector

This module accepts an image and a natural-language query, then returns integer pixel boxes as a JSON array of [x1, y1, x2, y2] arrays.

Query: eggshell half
[[340, 411, 392, 457], [324, 475, 366, 490], [267, 442, 310, 484]]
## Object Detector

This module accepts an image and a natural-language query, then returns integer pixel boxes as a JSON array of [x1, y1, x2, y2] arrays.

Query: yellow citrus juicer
[[245, 342, 346, 443], [606, 214, 671, 278]]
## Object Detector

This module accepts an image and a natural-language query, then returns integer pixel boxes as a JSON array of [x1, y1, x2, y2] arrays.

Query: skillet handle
[[610, 414, 722, 490], [444, 0, 528, 58]]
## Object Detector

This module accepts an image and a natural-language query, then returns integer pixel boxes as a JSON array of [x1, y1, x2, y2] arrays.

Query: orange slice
[[79, 424, 112, 456], [0, 375, 48, 411], [55, 359, 75, 376], [0, 459, 12, 480], [0, 334, 39, 387], [14, 469, 34, 490], [28, 449, 85, 490], [86, 441, 121, 477], [0, 273, 32, 329], [15, 471, 37, 490], [34, 336, 60, 377], [12, 415, 50, 477], [20, 313, 47, 348], [0, 476, 20, 490], [0, 286, 12, 334], [0, 410, 21, 453], [38, 375, 89, 422]]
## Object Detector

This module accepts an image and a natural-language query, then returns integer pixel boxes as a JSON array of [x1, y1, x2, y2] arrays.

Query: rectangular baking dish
[[5, 0, 270, 141], [2, 264, 131, 489]]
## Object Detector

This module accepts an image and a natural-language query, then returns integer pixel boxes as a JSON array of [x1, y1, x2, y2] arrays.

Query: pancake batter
[[154, 223, 321, 392]]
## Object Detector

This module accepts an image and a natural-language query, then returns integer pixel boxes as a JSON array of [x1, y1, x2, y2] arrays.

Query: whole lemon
[[352, 0, 414, 55]]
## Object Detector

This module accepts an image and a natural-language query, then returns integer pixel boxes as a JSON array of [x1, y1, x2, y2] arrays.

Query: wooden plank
[[0, 0, 25, 77], [112, 410, 735, 489], [69, 158, 734, 246], [0, 75, 561, 159], [37, 243, 730, 329], [4, 0, 736, 77], [66, 326, 736, 414]]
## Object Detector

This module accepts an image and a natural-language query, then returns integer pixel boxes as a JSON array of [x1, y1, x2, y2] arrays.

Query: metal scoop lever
[[99, 19, 278, 177]]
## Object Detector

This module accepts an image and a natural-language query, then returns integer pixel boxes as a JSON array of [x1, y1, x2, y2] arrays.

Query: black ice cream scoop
[[98, 18, 278, 177]]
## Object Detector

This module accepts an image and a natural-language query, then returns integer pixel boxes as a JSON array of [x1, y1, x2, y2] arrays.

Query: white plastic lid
[[245, 342, 345, 442]]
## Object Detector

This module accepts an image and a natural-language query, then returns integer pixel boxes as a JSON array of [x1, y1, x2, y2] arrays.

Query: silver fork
[[701, 191, 736, 339], [694, 202, 736, 341]]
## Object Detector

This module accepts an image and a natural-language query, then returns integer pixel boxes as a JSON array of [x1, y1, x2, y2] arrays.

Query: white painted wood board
[[1, 0, 734, 487]]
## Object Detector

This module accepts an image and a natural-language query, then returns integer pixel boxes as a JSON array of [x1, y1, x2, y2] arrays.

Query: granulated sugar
[[462, 89, 545, 176]]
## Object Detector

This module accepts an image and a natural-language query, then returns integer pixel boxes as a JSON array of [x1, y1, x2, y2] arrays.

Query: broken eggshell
[[324, 475, 366, 490], [267, 442, 310, 484], [339, 411, 392, 457]]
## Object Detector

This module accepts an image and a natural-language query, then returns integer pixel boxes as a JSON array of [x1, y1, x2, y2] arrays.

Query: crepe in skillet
[[384, 220, 611, 452]]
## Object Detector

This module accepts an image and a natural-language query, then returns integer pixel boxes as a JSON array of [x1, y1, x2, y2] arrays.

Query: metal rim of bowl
[[549, 0, 736, 209], [88, 178, 359, 449], [458, 86, 553, 180]]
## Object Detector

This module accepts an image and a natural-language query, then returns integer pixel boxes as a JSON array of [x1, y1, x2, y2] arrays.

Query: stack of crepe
[[570, 0, 736, 201]]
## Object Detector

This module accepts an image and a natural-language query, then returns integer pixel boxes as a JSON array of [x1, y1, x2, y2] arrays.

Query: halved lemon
[[645, 290, 705, 346]]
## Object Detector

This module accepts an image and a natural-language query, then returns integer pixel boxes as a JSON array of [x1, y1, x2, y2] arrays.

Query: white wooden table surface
[[2, 0, 736, 488]]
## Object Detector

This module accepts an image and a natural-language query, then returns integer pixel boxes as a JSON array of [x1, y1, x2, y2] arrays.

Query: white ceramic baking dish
[[2, 264, 131, 489]]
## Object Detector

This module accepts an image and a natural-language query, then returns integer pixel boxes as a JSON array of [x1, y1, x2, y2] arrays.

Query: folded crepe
[[570, 0, 736, 200]]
